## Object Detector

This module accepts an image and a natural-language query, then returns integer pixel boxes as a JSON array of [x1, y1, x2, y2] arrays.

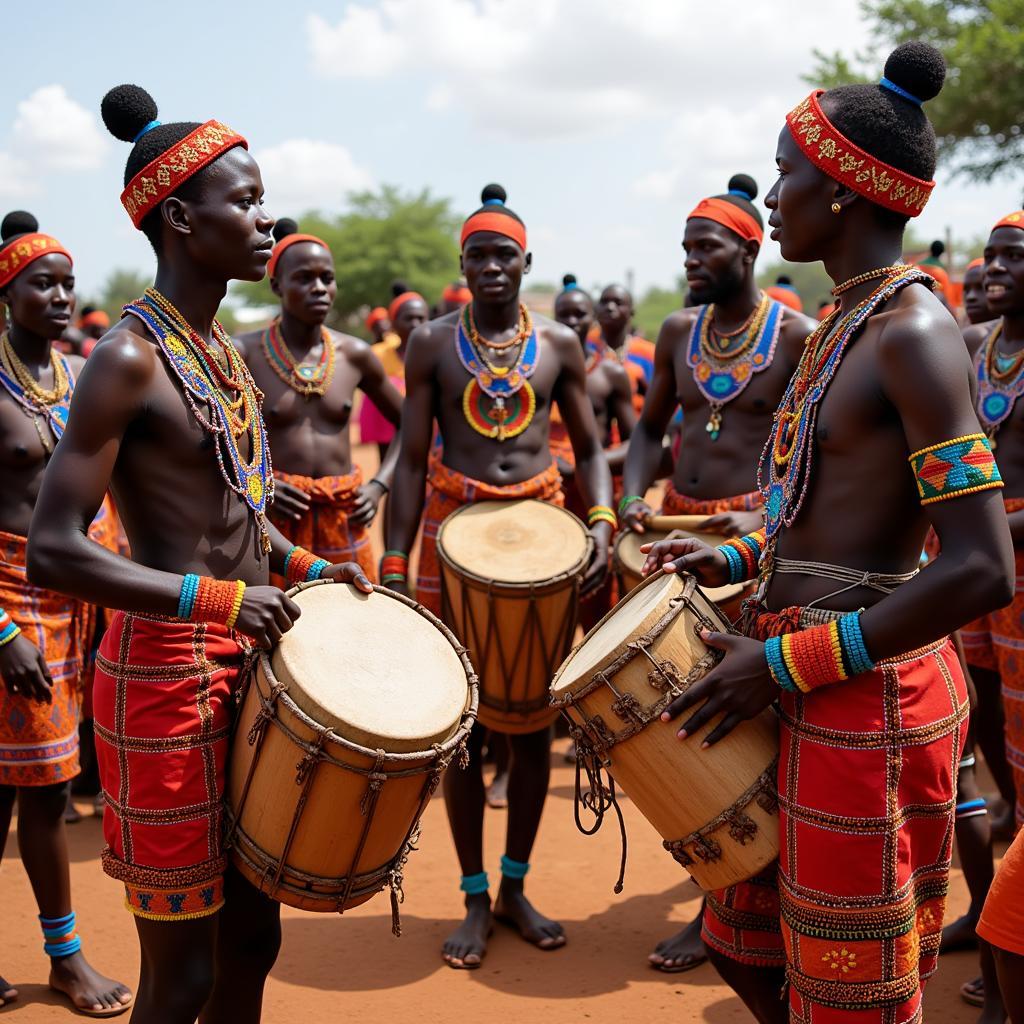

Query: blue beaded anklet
[[40, 911, 81, 959], [500, 855, 530, 880], [460, 871, 489, 895]]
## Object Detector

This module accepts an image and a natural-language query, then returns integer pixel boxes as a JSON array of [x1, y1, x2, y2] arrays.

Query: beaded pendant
[[686, 295, 782, 440], [976, 322, 1024, 447], [261, 319, 335, 399], [0, 333, 75, 450]]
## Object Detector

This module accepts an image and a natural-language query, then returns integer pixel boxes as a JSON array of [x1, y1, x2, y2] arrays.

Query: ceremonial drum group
[[3, 39, 1024, 1024]]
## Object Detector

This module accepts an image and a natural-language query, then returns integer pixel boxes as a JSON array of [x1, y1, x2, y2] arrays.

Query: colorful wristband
[[720, 544, 745, 585], [225, 579, 246, 629], [190, 576, 243, 626], [764, 611, 876, 694], [284, 545, 329, 584], [380, 549, 409, 584], [587, 505, 617, 528], [0, 608, 21, 648], [618, 494, 645, 518], [178, 573, 200, 620], [715, 529, 766, 583]]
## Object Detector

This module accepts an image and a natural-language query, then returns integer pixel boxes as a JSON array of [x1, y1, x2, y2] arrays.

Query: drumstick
[[644, 514, 713, 532]]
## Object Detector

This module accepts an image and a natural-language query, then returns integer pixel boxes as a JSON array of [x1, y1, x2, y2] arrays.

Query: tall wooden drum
[[228, 580, 478, 923], [550, 571, 779, 891], [437, 499, 592, 734]]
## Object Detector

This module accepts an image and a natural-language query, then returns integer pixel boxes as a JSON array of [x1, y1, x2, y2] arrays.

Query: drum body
[[551, 571, 779, 890], [437, 499, 592, 734], [228, 580, 477, 917]]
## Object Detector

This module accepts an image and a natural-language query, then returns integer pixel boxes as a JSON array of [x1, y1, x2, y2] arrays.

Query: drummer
[[643, 43, 1013, 1021], [620, 173, 812, 972], [384, 183, 613, 969], [236, 218, 404, 583], [26, 84, 371, 1024]]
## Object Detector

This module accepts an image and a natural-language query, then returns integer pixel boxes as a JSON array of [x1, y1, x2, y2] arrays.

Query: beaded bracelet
[[716, 529, 766, 584], [284, 545, 329, 585], [0, 609, 21, 648], [380, 550, 409, 585], [178, 574, 200, 619], [618, 494, 645, 518], [587, 505, 617, 529], [190, 577, 246, 627], [764, 611, 876, 694]]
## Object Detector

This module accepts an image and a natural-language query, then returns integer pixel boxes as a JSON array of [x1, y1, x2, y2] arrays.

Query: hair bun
[[883, 42, 946, 103], [272, 218, 298, 244], [481, 183, 507, 205], [930, 239, 945, 257], [727, 173, 758, 202], [562, 273, 577, 288], [391, 279, 410, 297], [1, 210, 39, 241], [101, 84, 159, 143], [776, 274, 792, 286]]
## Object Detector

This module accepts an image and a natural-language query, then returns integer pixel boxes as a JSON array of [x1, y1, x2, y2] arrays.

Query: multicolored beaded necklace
[[686, 293, 782, 440], [976, 321, 1024, 446], [456, 302, 539, 441], [757, 266, 930, 570], [0, 332, 74, 454], [584, 336, 610, 374], [124, 288, 274, 553], [261, 319, 335, 399]]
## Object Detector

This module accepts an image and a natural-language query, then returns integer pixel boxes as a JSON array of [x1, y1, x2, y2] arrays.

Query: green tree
[[233, 186, 462, 333], [83, 268, 150, 322], [809, 0, 1024, 183], [757, 262, 835, 315], [634, 283, 684, 339]]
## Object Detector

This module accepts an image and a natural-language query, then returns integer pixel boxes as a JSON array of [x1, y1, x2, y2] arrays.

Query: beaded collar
[[0, 336, 75, 451], [976, 321, 1024, 445]]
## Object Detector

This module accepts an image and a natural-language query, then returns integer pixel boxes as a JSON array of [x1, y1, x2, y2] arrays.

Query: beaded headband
[[993, 210, 1024, 233], [786, 91, 935, 217], [966, 257, 985, 271], [0, 234, 72, 290], [687, 197, 763, 244], [120, 120, 247, 228], [461, 211, 527, 251], [442, 283, 472, 304], [388, 290, 424, 322], [266, 233, 330, 279], [365, 306, 388, 330]]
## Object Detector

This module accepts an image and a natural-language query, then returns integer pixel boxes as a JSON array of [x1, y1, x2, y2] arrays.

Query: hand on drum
[[623, 497, 654, 534], [660, 630, 776, 747], [582, 521, 613, 595], [270, 480, 311, 521], [640, 537, 731, 589], [235, 587, 303, 648], [701, 509, 763, 539], [320, 561, 375, 594]]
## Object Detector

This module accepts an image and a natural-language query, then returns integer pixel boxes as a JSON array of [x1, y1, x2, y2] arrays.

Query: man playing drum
[[621, 174, 812, 972], [384, 184, 613, 969], [643, 43, 1013, 1022], [26, 84, 371, 1024]]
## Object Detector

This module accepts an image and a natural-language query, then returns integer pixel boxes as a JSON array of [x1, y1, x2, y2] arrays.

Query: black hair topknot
[[481, 184, 507, 205], [884, 42, 946, 104], [468, 183, 524, 226], [929, 240, 945, 257], [272, 218, 298, 244], [562, 274, 577, 288], [1, 211, 38, 242], [391, 280, 410, 297], [776, 275, 793, 286], [101, 84, 159, 143], [711, 174, 763, 229]]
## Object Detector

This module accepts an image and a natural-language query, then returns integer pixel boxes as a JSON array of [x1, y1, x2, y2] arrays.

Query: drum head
[[438, 499, 589, 584], [270, 582, 469, 752]]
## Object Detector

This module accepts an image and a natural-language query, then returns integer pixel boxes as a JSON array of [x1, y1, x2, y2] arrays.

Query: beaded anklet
[[764, 611, 875, 693], [587, 505, 617, 529], [0, 608, 21, 648], [500, 855, 530, 880], [618, 494, 644, 519], [460, 871, 490, 895], [178, 574, 246, 628], [40, 911, 81, 959], [380, 550, 409, 585], [955, 797, 988, 821], [716, 529, 766, 584], [284, 545, 329, 585]]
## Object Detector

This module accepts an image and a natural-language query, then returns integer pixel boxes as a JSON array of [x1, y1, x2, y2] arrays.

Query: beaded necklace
[[0, 332, 74, 454], [584, 337, 607, 374], [757, 266, 930, 572], [261, 318, 335, 399], [976, 321, 1024, 445], [686, 294, 782, 440], [124, 288, 274, 553], [456, 303, 539, 441]]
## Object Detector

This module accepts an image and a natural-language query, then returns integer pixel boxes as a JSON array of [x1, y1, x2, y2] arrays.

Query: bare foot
[[493, 882, 566, 950], [961, 975, 985, 1008], [486, 771, 508, 809], [941, 912, 979, 954], [49, 951, 133, 1017], [0, 974, 17, 1006], [442, 894, 492, 970], [648, 910, 708, 972]]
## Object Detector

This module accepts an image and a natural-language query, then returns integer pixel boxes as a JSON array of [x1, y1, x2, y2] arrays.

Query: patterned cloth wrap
[[269, 467, 376, 587], [415, 460, 564, 616], [0, 530, 91, 786], [961, 494, 1024, 827], [977, 827, 1024, 956], [702, 605, 968, 1021], [94, 612, 250, 921]]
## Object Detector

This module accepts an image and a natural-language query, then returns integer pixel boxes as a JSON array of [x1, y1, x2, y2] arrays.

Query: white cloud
[[12, 85, 107, 171], [253, 139, 375, 216], [0, 152, 39, 199]]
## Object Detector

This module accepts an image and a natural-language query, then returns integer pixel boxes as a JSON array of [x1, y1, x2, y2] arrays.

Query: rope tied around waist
[[770, 556, 918, 609]]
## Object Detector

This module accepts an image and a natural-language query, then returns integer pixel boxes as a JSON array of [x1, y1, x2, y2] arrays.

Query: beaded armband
[[284, 545, 329, 585], [0, 608, 21, 648], [587, 505, 617, 529], [908, 433, 1002, 506], [764, 611, 875, 694], [380, 550, 409, 585], [716, 529, 766, 585], [618, 494, 644, 518], [178, 574, 246, 628]]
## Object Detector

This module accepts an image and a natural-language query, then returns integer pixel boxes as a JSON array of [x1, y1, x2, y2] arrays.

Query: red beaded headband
[[993, 210, 1024, 232], [388, 290, 424, 322], [461, 211, 527, 251], [687, 197, 763, 244], [267, 233, 330, 278], [786, 91, 935, 217], [120, 120, 247, 228], [0, 234, 72, 290], [365, 307, 388, 330]]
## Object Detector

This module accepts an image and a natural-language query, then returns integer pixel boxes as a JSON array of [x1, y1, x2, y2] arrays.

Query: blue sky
[[3, 0, 1022, 303]]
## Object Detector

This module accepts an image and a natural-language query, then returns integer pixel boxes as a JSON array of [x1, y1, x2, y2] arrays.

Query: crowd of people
[[1, 38, 1024, 1024]]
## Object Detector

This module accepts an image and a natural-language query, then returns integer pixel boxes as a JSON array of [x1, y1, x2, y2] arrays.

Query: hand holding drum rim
[[639, 536, 731, 588], [622, 497, 655, 534], [270, 479, 311, 521], [581, 521, 613, 595], [660, 629, 776, 748]]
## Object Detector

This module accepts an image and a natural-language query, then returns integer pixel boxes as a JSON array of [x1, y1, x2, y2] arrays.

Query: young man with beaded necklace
[[643, 44, 1013, 1023], [26, 85, 371, 1024], [620, 174, 813, 975], [384, 184, 613, 969]]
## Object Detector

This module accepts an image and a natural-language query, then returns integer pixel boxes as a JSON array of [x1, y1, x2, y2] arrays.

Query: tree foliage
[[809, 0, 1024, 183]]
